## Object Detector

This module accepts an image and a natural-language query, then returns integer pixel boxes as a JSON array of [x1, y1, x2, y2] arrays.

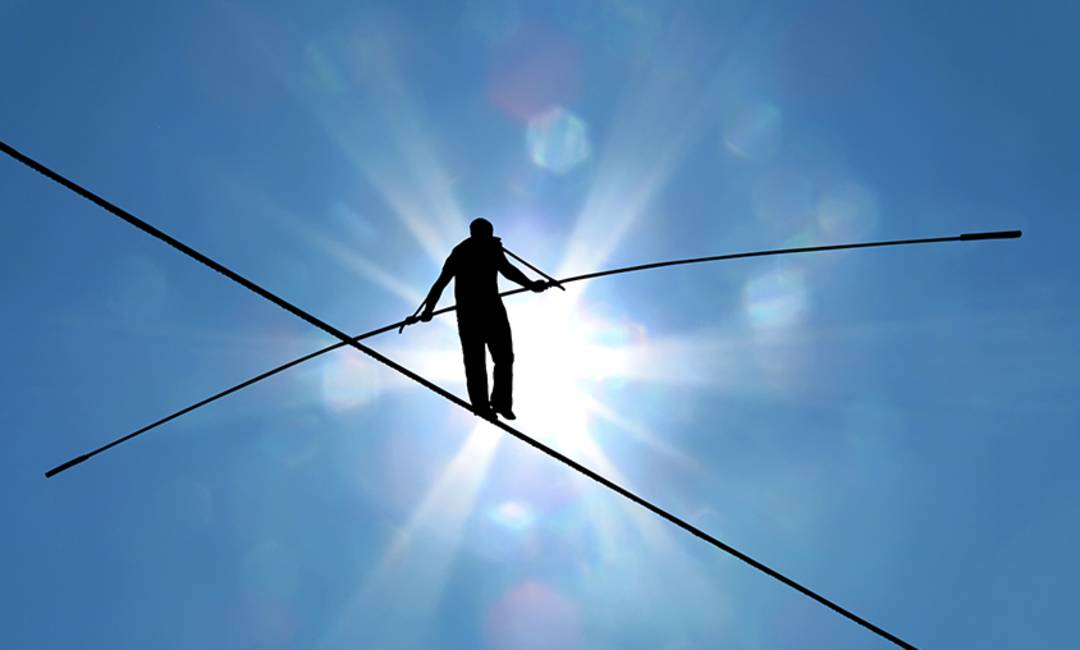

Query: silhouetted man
[[419, 218, 549, 420]]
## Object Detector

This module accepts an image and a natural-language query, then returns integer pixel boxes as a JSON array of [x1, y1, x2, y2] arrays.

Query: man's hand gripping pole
[[502, 246, 566, 291], [398, 302, 425, 334]]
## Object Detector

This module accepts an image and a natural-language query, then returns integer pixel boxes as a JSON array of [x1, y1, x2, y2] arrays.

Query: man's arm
[[498, 249, 548, 292], [420, 261, 454, 321]]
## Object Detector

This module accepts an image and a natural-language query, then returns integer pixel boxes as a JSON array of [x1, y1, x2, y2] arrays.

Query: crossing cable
[[3, 139, 921, 649]]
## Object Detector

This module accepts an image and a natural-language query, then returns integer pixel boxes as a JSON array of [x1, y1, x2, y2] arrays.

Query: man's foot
[[474, 405, 497, 421], [493, 405, 516, 420]]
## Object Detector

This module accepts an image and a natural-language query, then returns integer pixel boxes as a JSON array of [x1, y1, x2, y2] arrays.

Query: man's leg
[[458, 320, 490, 414], [488, 315, 515, 418]]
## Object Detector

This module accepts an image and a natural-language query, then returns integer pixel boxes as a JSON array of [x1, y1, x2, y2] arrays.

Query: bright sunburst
[[492, 287, 631, 454], [376, 278, 649, 455], [262, 16, 738, 642]]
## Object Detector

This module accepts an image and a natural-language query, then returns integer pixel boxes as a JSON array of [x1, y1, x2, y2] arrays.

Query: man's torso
[[450, 237, 507, 318]]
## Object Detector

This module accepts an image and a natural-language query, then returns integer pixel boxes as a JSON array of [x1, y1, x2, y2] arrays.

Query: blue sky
[[2, 1, 1077, 648]]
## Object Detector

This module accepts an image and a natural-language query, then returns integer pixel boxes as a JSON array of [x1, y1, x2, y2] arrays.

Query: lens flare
[[816, 181, 879, 240], [489, 499, 537, 532], [321, 351, 383, 412], [488, 28, 580, 120], [723, 101, 783, 162], [486, 581, 582, 649], [742, 265, 810, 330], [526, 106, 592, 174]]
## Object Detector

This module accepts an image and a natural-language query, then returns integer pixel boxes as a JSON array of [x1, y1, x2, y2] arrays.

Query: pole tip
[[960, 230, 1022, 241], [45, 454, 90, 478]]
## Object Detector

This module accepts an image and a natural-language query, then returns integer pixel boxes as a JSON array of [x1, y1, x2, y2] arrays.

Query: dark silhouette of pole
[[41, 227, 1019, 478], [503, 246, 566, 290], [3, 137, 924, 649], [398, 245, 564, 336], [397, 301, 424, 334]]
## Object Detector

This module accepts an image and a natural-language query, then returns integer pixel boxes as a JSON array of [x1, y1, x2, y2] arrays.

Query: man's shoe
[[474, 405, 497, 421], [493, 405, 516, 420]]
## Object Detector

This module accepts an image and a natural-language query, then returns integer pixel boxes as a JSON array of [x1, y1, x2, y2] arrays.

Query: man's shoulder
[[448, 239, 470, 262], [451, 237, 502, 256]]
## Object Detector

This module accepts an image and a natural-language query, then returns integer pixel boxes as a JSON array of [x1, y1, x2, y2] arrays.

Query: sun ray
[[583, 393, 700, 471], [218, 14, 765, 641], [204, 174, 426, 311], [232, 12, 468, 265], [289, 220, 424, 307], [322, 425, 501, 648], [559, 21, 725, 277], [611, 327, 749, 388], [299, 28, 467, 264]]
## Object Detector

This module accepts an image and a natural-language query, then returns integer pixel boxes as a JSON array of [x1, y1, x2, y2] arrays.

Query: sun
[[380, 282, 638, 457], [507, 287, 632, 455]]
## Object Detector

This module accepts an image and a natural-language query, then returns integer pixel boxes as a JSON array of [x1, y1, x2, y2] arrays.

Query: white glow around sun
[[397, 284, 637, 458], [508, 289, 632, 455]]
